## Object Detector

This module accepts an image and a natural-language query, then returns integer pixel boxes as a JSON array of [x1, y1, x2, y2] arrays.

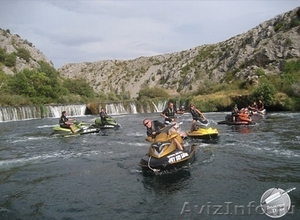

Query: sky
[[0, 1, 299, 68]]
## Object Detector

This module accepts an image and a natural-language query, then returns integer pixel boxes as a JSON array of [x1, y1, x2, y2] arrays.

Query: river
[[0, 112, 299, 220]]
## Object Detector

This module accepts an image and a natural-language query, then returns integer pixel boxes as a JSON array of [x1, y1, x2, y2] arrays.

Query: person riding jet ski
[[160, 101, 184, 125], [139, 121, 197, 172], [143, 118, 183, 150], [59, 111, 76, 133], [189, 104, 208, 132]]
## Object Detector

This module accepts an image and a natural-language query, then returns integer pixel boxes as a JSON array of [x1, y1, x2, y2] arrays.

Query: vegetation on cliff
[[0, 8, 300, 112]]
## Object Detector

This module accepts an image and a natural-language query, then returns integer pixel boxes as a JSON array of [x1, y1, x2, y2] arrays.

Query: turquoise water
[[0, 112, 299, 219]]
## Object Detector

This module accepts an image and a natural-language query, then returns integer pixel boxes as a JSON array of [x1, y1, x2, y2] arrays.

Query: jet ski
[[92, 116, 121, 129], [187, 120, 219, 139], [50, 121, 100, 137], [139, 124, 197, 173], [217, 109, 256, 125], [250, 108, 266, 117]]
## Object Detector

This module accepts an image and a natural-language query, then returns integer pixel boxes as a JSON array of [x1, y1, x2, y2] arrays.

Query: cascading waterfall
[[46, 104, 86, 118], [151, 102, 158, 112], [103, 102, 139, 115], [156, 100, 167, 112], [105, 103, 127, 115], [0, 104, 87, 122], [129, 102, 137, 114], [0, 106, 43, 122], [0, 100, 177, 122]]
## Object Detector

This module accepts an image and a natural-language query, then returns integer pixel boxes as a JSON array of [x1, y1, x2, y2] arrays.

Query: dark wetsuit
[[100, 111, 108, 124], [146, 120, 165, 138], [59, 115, 70, 128], [162, 107, 176, 123], [190, 109, 207, 124]]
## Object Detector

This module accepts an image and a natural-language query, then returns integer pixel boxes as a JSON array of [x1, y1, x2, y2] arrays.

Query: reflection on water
[[231, 125, 254, 134], [142, 169, 191, 193]]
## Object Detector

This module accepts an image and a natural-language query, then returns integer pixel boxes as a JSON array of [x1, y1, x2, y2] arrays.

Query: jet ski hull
[[92, 117, 121, 129], [50, 123, 100, 137], [139, 144, 197, 172], [217, 113, 256, 125], [217, 120, 255, 125], [187, 127, 219, 139]]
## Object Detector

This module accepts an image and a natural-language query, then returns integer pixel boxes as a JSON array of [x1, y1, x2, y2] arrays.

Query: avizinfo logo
[[260, 187, 296, 218], [180, 187, 296, 218]]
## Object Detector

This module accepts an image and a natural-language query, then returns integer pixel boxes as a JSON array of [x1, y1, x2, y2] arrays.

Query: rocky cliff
[[1, 7, 300, 99], [58, 7, 300, 98], [0, 28, 53, 75]]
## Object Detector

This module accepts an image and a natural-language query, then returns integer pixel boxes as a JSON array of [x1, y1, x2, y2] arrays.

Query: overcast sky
[[0, 1, 299, 68]]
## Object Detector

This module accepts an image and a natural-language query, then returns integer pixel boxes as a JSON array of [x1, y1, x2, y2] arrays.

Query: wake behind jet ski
[[139, 123, 197, 173]]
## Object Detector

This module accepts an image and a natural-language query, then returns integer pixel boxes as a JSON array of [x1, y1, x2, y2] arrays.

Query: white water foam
[[0, 149, 114, 169]]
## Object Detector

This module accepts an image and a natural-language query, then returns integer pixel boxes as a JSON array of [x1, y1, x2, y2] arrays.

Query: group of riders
[[58, 99, 265, 141], [59, 107, 109, 134], [142, 101, 208, 151], [231, 99, 265, 123]]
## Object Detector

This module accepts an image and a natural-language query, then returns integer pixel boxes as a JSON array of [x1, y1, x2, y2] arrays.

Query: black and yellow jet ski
[[51, 121, 100, 137], [139, 124, 197, 172], [92, 116, 121, 129]]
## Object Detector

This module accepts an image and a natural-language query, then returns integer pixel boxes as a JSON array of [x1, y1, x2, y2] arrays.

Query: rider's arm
[[196, 109, 205, 119], [160, 110, 170, 121], [160, 112, 168, 119]]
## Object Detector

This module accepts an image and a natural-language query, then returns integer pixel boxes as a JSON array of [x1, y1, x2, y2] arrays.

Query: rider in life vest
[[189, 104, 207, 132], [160, 101, 183, 124]]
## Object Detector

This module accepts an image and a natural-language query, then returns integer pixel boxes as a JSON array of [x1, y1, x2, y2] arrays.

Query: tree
[[251, 82, 276, 106], [9, 69, 53, 103], [63, 78, 94, 98]]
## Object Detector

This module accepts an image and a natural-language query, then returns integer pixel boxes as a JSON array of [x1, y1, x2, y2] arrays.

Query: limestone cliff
[[1, 7, 299, 99], [58, 7, 300, 98], [0, 28, 53, 75]]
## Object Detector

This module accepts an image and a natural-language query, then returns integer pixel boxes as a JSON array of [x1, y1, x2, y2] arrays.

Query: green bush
[[0, 48, 6, 63], [63, 78, 94, 98], [138, 86, 169, 99], [16, 48, 31, 62], [251, 82, 276, 106], [8, 69, 52, 103], [0, 93, 32, 106], [272, 92, 295, 110], [4, 53, 16, 67]]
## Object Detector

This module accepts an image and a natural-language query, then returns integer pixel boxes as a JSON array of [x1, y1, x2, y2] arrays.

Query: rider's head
[[143, 119, 151, 128]]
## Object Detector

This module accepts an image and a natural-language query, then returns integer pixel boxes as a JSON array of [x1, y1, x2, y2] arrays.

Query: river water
[[0, 112, 299, 220]]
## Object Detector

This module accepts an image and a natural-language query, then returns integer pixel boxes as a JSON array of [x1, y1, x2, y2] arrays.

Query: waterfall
[[0, 106, 42, 122], [0, 100, 187, 122], [105, 103, 127, 115], [128, 102, 137, 114], [156, 100, 167, 112], [0, 104, 87, 122], [151, 102, 158, 112], [46, 104, 86, 118], [103, 102, 139, 115]]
